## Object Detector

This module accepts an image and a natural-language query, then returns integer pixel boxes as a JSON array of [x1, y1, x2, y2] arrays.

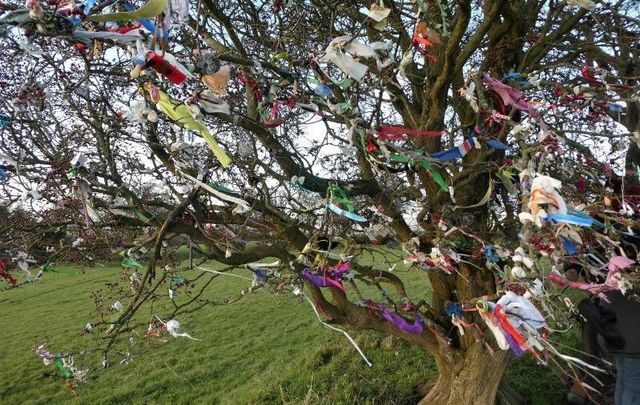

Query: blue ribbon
[[122, 3, 170, 41], [444, 302, 463, 318], [567, 207, 605, 228], [484, 245, 499, 263], [503, 72, 530, 87], [487, 138, 509, 150], [546, 213, 593, 227], [430, 144, 465, 161], [84, 0, 98, 14], [327, 203, 368, 222], [430, 129, 509, 162], [562, 239, 578, 254], [252, 268, 269, 282], [314, 84, 333, 97]]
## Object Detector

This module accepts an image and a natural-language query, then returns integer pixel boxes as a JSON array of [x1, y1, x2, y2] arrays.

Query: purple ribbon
[[503, 330, 525, 357], [379, 304, 425, 335], [302, 262, 352, 292]]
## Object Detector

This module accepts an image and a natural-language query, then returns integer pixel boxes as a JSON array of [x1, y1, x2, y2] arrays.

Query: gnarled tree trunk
[[421, 345, 510, 405]]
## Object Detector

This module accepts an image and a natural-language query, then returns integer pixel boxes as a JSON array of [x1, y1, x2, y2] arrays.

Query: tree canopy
[[0, 0, 639, 403]]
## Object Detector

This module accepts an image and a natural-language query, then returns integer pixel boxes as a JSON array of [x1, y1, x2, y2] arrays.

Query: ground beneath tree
[[0, 262, 576, 404]]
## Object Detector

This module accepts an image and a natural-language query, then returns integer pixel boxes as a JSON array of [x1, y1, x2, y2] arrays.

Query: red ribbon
[[109, 23, 142, 34], [237, 75, 263, 102], [412, 36, 434, 48], [263, 101, 284, 128], [581, 65, 603, 86], [580, 66, 630, 90], [377, 125, 444, 141], [366, 134, 379, 152], [412, 36, 438, 63], [494, 304, 527, 348], [0, 260, 17, 286], [145, 52, 186, 85]]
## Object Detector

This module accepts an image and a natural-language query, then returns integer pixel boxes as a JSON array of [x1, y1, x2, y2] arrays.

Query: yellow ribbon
[[144, 83, 231, 167], [88, 0, 168, 22]]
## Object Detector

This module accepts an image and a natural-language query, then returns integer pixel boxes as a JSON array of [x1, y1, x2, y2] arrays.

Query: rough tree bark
[[414, 249, 510, 404], [422, 347, 510, 405]]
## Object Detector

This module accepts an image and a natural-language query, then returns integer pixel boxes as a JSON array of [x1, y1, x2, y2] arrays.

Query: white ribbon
[[299, 291, 372, 367], [179, 171, 251, 213], [155, 317, 201, 341]]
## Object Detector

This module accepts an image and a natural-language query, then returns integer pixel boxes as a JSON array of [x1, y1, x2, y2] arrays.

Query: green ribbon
[[67, 167, 79, 178], [128, 197, 151, 224], [418, 161, 449, 192], [40, 263, 75, 276], [133, 208, 151, 224], [54, 355, 73, 378], [259, 104, 270, 122], [307, 77, 352, 90], [42, 263, 55, 272], [271, 51, 289, 63], [121, 257, 142, 269], [87, 0, 168, 22], [207, 182, 240, 196], [335, 78, 353, 90], [330, 185, 355, 213], [389, 153, 410, 163], [497, 168, 515, 194], [365, 136, 448, 192]]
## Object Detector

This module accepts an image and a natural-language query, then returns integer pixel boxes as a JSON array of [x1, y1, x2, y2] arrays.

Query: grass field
[[0, 253, 578, 404]]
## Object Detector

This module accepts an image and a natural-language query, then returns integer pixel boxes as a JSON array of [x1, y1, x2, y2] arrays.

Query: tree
[[0, 0, 638, 403]]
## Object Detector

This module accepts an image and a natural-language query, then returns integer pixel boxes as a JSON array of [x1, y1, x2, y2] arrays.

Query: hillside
[[0, 261, 574, 404]]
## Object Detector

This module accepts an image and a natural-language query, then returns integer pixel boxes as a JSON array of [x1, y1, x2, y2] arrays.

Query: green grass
[[0, 255, 576, 404]]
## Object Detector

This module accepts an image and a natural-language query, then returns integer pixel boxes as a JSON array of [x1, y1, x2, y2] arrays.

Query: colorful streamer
[[327, 185, 367, 222], [121, 257, 142, 269], [179, 171, 250, 211], [145, 83, 231, 167], [377, 125, 444, 141], [482, 75, 537, 115], [144, 52, 187, 84], [0, 260, 17, 286], [430, 135, 508, 162], [327, 203, 368, 222], [302, 262, 351, 292], [545, 213, 593, 227], [54, 355, 73, 378], [379, 304, 425, 335], [417, 160, 449, 192], [299, 291, 372, 367], [549, 255, 634, 300], [121, 3, 170, 41], [88, 0, 169, 22]]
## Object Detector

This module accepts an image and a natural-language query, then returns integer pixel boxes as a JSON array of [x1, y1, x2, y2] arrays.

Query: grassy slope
[[0, 257, 574, 404]]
